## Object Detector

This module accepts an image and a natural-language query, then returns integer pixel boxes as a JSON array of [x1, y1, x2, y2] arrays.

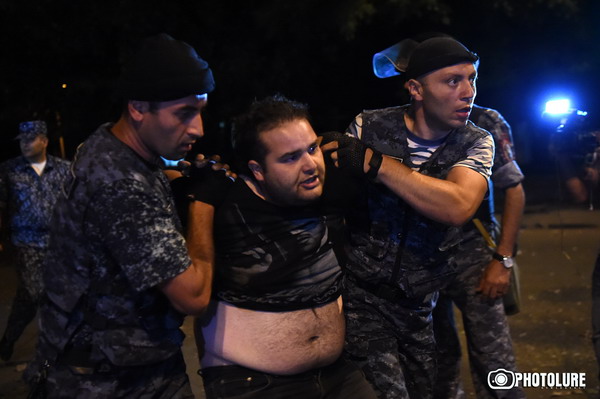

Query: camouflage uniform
[[27, 124, 194, 398], [433, 105, 525, 399], [0, 154, 70, 355], [343, 105, 494, 399]]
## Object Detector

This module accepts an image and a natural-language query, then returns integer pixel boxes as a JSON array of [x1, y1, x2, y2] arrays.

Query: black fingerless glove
[[320, 131, 347, 145], [338, 136, 383, 181], [319, 131, 382, 180], [336, 135, 368, 177]]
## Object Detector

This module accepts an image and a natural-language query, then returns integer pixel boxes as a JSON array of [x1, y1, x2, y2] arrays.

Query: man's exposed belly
[[196, 295, 345, 375]]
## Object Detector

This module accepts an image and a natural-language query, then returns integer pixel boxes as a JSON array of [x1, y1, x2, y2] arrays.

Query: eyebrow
[[176, 104, 205, 114], [277, 138, 321, 160]]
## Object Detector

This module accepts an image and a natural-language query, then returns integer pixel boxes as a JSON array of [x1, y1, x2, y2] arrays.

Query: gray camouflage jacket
[[38, 124, 190, 368], [345, 105, 493, 298]]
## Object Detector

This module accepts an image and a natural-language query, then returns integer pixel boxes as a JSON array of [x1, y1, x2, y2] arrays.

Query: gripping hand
[[320, 131, 382, 180], [188, 155, 236, 206]]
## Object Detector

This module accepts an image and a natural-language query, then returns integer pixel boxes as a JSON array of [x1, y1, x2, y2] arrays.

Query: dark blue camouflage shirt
[[40, 124, 191, 366], [0, 154, 70, 248]]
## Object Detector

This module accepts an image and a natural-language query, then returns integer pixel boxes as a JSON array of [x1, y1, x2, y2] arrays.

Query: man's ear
[[405, 79, 423, 100], [248, 160, 264, 182], [40, 136, 49, 149], [128, 101, 149, 121]]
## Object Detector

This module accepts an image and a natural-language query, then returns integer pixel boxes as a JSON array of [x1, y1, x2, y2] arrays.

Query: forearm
[[496, 183, 526, 256], [374, 155, 488, 226], [185, 201, 215, 309], [161, 201, 214, 315]]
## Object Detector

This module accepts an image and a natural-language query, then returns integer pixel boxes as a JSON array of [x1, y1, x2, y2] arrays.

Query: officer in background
[[0, 120, 70, 361], [433, 104, 526, 399]]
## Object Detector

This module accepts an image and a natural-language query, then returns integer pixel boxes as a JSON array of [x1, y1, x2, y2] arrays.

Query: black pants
[[201, 356, 377, 399], [2, 247, 44, 348]]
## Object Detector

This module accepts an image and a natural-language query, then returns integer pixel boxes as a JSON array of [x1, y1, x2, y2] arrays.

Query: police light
[[544, 99, 571, 115]]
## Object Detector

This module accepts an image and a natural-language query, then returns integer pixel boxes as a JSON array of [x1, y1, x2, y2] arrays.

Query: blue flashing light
[[544, 99, 571, 115]]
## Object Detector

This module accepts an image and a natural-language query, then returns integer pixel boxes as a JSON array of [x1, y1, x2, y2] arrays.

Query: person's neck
[[111, 117, 159, 164], [404, 106, 452, 142], [241, 175, 267, 201], [25, 153, 47, 164]]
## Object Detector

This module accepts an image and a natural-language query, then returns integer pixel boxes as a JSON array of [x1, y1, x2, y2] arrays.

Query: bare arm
[[374, 151, 489, 226], [160, 201, 214, 315], [478, 183, 526, 298], [496, 183, 526, 256], [321, 137, 489, 227]]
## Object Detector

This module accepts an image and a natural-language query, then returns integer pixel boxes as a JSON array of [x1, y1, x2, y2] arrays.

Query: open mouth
[[456, 107, 471, 118], [300, 175, 320, 189]]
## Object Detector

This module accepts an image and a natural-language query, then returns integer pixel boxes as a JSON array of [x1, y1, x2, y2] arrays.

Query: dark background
[[0, 0, 598, 179]]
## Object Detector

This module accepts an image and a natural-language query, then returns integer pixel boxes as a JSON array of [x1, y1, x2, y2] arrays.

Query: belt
[[200, 355, 349, 383], [60, 348, 115, 375]]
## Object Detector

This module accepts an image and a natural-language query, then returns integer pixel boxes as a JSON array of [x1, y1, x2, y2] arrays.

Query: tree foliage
[[0, 0, 594, 159]]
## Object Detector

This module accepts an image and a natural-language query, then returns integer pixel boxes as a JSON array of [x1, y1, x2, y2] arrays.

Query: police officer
[[322, 36, 494, 398], [0, 121, 70, 361], [26, 34, 216, 398]]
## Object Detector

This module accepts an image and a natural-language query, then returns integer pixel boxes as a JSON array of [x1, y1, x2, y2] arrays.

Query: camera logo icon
[[488, 368, 515, 389]]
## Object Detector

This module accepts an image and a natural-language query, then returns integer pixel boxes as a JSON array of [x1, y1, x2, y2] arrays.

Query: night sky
[[0, 0, 598, 174]]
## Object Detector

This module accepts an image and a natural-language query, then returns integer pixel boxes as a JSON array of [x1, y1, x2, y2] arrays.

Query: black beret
[[118, 33, 215, 102], [404, 37, 479, 80]]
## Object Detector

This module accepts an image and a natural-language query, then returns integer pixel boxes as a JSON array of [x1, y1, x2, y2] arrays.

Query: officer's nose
[[187, 113, 204, 139]]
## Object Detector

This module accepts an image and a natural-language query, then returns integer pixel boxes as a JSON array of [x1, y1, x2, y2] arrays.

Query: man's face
[[250, 118, 326, 206], [416, 62, 477, 131], [19, 135, 48, 162], [137, 94, 208, 161]]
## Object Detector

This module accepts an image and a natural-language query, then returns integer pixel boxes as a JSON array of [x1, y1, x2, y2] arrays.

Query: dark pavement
[[1, 174, 599, 398]]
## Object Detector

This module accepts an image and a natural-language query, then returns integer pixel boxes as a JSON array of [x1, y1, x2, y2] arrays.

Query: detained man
[[187, 95, 377, 399]]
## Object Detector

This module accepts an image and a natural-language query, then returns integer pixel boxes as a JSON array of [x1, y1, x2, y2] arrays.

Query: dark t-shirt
[[213, 179, 343, 311]]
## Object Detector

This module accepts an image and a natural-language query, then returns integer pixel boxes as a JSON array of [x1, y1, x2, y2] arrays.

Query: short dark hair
[[232, 94, 310, 176]]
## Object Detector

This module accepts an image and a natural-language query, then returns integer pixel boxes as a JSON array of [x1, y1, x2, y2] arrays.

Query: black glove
[[187, 160, 236, 207], [320, 131, 347, 145], [319, 131, 382, 180], [337, 135, 369, 178], [319, 131, 366, 177]]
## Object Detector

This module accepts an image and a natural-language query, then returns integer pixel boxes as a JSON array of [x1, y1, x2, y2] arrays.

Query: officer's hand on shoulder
[[188, 154, 237, 207]]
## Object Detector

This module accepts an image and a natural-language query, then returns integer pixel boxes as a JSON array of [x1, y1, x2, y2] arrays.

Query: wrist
[[366, 150, 383, 181], [492, 252, 515, 269]]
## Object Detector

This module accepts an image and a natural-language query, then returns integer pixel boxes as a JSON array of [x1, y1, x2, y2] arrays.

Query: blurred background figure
[[0, 120, 70, 361], [545, 99, 600, 208], [433, 105, 526, 399]]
